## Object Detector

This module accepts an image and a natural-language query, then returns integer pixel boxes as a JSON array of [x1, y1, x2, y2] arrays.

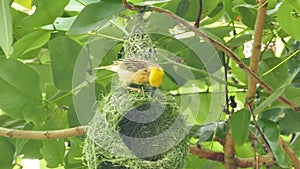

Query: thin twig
[[0, 126, 87, 140], [247, 103, 272, 152], [249, 130, 260, 169], [223, 54, 230, 114], [194, 0, 202, 28]]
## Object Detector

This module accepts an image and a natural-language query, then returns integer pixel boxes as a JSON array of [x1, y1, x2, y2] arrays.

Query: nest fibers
[[83, 88, 189, 169], [84, 13, 189, 169]]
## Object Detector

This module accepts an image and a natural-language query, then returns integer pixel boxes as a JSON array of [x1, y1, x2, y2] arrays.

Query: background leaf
[[0, 0, 13, 57], [0, 138, 15, 169], [233, 5, 256, 29], [22, 0, 69, 31], [49, 36, 82, 90], [68, 0, 125, 34], [278, 1, 300, 41], [41, 139, 65, 168], [258, 119, 292, 168], [279, 109, 300, 134], [259, 57, 288, 89], [255, 70, 298, 114], [229, 109, 251, 146], [0, 58, 42, 119], [12, 30, 51, 58]]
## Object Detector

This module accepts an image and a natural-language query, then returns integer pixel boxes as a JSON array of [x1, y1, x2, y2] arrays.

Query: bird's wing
[[119, 59, 151, 72], [129, 68, 149, 85]]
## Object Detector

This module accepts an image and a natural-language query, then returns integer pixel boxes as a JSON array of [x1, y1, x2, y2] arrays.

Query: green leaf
[[204, 26, 234, 39], [258, 119, 292, 168], [186, 155, 225, 169], [259, 108, 285, 122], [0, 138, 15, 169], [41, 139, 65, 168], [67, 137, 83, 164], [12, 30, 51, 58], [267, 0, 277, 10], [194, 122, 226, 141], [42, 16, 77, 31], [20, 140, 42, 159], [23, 104, 49, 124], [22, 0, 69, 30], [243, 0, 256, 5], [227, 34, 252, 47], [233, 5, 256, 29], [68, 0, 125, 35], [285, 0, 300, 12], [49, 36, 82, 90], [163, 0, 219, 21], [223, 0, 238, 19], [147, 13, 178, 34], [229, 57, 249, 85], [28, 64, 53, 93], [14, 0, 33, 9], [229, 109, 251, 146], [176, 0, 190, 18], [259, 57, 288, 89], [235, 143, 254, 158], [37, 104, 68, 130], [254, 69, 298, 114], [200, 4, 225, 26], [0, 58, 42, 119], [284, 87, 300, 105], [291, 133, 300, 156], [67, 104, 81, 128], [278, 1, 300, 41], [279, 109, 300, 134], [196, 122, 218, 142], [0, 0, 13, 57], [0, 114, 26, 128]]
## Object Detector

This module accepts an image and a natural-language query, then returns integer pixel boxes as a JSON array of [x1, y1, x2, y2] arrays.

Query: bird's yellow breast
[[149, 67, 164, 88]]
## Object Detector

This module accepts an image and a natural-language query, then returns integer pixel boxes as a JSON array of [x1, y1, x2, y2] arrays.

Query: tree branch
[[189, 145, 224, 161], [190, 145, 275, 168], [224, 129, 237, 169], [246, 0, 268, 107], [120, 0, 300, 112], [0, 126, 87, 140], [279, 137, 300, 169]]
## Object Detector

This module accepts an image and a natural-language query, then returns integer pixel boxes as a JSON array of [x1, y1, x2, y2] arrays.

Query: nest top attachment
[[123, 12, 157, 61]]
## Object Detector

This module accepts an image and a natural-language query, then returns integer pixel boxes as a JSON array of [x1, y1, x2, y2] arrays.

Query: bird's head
[[148, 66, 164, 88]]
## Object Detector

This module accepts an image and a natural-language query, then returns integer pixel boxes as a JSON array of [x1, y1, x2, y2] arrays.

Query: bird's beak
[[150, 87, 157, 97]]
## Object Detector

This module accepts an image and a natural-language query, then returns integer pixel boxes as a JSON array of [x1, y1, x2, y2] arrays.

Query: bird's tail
[[94, 64, 118, 72]]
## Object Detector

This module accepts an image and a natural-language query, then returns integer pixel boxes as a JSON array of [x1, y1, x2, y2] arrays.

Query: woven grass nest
[[84, 88, 189, 169]]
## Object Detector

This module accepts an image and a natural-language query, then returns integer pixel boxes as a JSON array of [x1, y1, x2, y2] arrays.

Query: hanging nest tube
[[84, 88, 189, 169]]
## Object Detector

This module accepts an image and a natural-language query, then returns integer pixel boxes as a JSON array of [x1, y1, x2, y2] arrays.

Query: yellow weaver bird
[[95, 58, 164, 94]]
